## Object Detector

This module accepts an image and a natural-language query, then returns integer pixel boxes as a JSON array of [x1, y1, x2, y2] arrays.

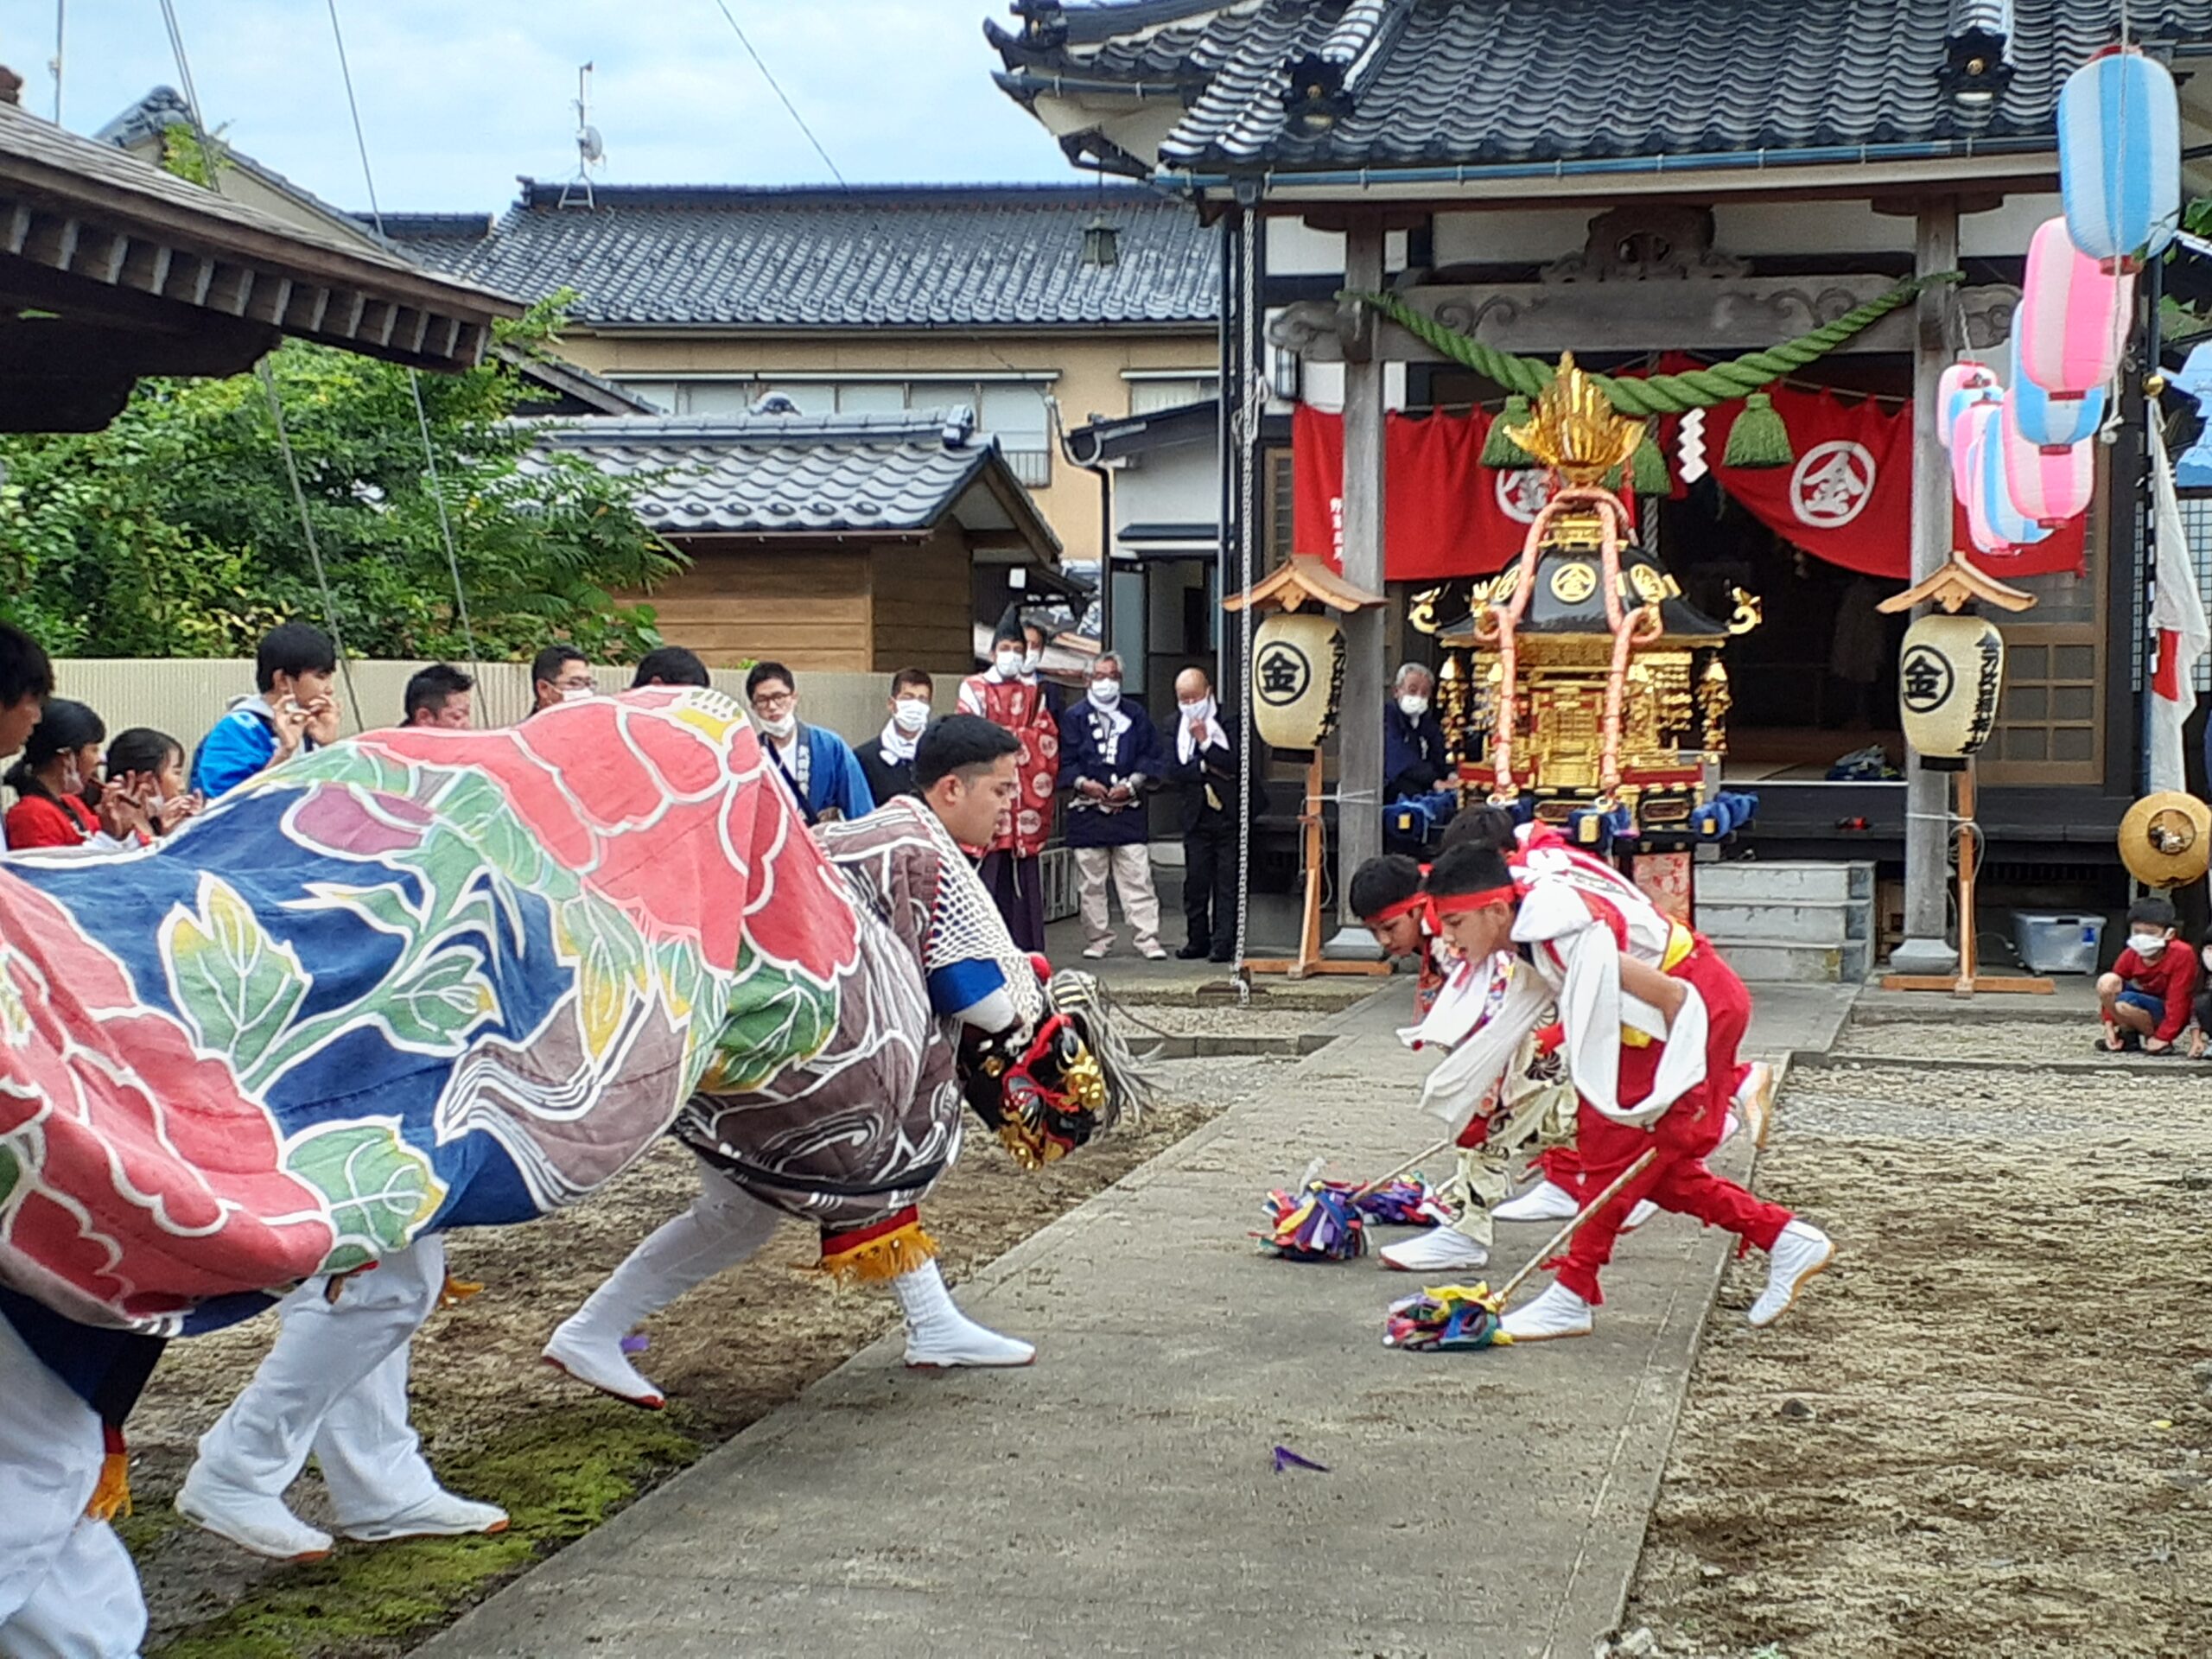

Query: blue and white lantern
[[1975, 406, 2055, 551], [2007, 312, 2106, 449], [2058, 47, 2181, 271]]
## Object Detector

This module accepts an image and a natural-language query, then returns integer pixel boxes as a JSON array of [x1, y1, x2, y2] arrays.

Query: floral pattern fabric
[[0, 690, 858, 1334], [957, 675, 1058, 859]]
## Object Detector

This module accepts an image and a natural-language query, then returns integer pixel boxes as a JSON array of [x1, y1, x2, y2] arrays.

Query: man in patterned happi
[[543, 715, 1056, 1407], [957, 604, 1059, 952]]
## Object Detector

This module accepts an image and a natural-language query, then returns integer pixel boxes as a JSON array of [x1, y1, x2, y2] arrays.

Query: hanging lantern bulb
[[2059, 47, 2182, 272], [2019, 218, 2133, 399], [1951, 395, 2001, 512], [1938, 359, 1999, 448], [1976, 404, 2056, 550], [1999, 394, 2096, 526], [2006, 311, 2107, 449]]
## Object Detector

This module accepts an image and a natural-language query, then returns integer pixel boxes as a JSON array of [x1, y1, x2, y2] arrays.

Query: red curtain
[[1291, 388, 2087, 583]]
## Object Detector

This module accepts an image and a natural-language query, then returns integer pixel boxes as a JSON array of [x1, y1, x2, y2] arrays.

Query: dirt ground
[[121, 1034, 1310, 1658], [1624, 1038, 2212, 1659]]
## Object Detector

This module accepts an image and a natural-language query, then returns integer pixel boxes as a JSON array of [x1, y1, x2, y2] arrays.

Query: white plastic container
[[2012, 912, 2103, 975]]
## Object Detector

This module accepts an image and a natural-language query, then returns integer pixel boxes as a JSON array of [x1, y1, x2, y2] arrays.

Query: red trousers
[[1554, 946, 1790, 1305]]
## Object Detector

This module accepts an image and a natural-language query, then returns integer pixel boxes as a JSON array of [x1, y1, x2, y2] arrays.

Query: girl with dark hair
[[105, 728, 201, 837], [5, 699, 104, 849]]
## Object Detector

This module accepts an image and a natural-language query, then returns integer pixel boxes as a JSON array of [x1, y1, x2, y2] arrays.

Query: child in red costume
[[1418, 843, 1832, 1342], [2097, 895, 2197, 1054]]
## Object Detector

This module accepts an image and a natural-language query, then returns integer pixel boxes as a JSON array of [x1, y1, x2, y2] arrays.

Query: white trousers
[[193, 1236, 446, 1526], [1074, 844, 1160, 952], [566, 1171, 783, 1341], [0, 1315, 147, 1659]]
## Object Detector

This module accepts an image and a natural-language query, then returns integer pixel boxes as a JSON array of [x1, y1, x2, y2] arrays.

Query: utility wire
[[709, 0, 847, 187]]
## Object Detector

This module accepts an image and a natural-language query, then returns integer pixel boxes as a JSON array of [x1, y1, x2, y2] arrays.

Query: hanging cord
[[327, 0, 480, 676], [158, 0, 361, 723], [49, 0, 63, 124], [1231, 203, 1258, 1004], [709, 0, 848, 187]]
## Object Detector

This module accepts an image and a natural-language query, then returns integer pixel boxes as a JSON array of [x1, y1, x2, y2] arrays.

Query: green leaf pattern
[[162, 873, 310, 1074], [283, 1118, 445, 1274]]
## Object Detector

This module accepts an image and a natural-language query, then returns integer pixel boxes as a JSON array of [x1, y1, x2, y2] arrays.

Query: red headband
[[1364, 894, 1427, 927], [1426, 885, 1517, 918]]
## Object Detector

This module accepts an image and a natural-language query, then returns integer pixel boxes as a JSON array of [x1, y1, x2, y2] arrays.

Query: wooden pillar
[[1329, 215, 1388, 944], [1893, 197, 1963, 976]]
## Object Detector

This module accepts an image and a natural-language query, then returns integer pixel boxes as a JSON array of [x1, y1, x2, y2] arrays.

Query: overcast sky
[[3, 0, 1075, 211]]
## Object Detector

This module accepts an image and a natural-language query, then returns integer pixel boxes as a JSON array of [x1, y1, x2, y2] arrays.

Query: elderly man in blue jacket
[[1383, 660, 1449, 851], [1058, 652, 1166, 959]]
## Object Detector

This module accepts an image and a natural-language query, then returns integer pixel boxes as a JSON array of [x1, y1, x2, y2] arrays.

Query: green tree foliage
[[0, 298, 681, 661]]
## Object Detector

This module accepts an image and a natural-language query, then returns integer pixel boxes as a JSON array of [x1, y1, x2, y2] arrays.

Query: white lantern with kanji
[[1250, 611, 1345, 750], [1899, 613, 2005, 771]]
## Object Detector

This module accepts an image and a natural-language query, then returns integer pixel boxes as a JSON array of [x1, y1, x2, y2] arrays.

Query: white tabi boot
[[1747, 1220, 1834, 1328], [1379, 1224, 1488, 1273], [1499, 1281, 1595, 1343], [892, 1260, 1035, 1368], [1491, 1179, 1580, 1224], [175, 1463, 334, 1562], [340, 1491, 509, 1543]]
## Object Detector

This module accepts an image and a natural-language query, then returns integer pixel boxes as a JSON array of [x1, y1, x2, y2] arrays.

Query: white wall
[[1113, 439, 1220, 538]]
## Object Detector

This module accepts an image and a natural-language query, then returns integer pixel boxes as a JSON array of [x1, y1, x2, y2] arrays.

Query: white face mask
[[561, 685, 594, 704], [1179, 697, 1213, 723], [760, 712, 798, 741], [1021, 648, 1043, 675], [1398, 694, 1431, 720], [1090, 677, 1122, 709], [892, 698, 930, 734], [995, 650, 1024, 678], [2130, 931, 2170, 959]]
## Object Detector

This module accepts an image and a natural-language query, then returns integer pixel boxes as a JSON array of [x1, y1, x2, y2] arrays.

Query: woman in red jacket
[[4, 699, 104, 849]]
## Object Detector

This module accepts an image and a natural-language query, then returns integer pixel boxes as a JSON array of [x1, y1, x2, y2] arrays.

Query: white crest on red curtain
[[1789, 441, 1876, 528], [1495, 468, 1554, 524]]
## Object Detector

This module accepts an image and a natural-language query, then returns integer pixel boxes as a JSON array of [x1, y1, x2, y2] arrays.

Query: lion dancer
[[957, 605, 1059, 953], [543, 716, 1077, 1403], [1414, 843, 1832, 1344]]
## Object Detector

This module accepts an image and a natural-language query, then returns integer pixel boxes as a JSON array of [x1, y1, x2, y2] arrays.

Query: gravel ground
[[1625, 1046, 2212, 1659], [1833, 1018, 2206, 1068], [1110, 1004, 1332, 1039]]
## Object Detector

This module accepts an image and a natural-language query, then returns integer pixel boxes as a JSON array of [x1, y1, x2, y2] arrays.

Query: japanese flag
[[2150, 419, 2209, 796]]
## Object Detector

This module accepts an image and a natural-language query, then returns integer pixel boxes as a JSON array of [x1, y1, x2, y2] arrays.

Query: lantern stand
[[1875, 563, 2053, 997], [1224, 555, 1393, 981]]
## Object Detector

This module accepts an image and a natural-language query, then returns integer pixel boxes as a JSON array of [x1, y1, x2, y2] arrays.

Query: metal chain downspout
[[1233, 200, 1258, 1006]]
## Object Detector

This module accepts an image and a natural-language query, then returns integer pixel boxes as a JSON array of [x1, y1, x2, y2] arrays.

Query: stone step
[[1706, 934, 1873, 984], [1696, 898, 1871, 946], [1695, 859, 1874, 907]]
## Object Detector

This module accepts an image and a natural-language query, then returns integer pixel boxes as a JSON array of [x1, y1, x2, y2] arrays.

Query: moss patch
[[151, 1406, 697, 1659]]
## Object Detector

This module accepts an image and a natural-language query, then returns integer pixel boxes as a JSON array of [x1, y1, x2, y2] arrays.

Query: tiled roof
[[522, 410, 1055, 542], [384, 182, 1217, 329], [990, 0, 2212, 175]]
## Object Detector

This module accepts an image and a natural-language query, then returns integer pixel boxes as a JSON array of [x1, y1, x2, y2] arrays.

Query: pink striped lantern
[[1976, 403, 2055, 551], [2018, 216, 2133, 399], [1937, 359, 1997, 448], [1950, 395, 2000, 512], [1999, 394, 2095, 526]]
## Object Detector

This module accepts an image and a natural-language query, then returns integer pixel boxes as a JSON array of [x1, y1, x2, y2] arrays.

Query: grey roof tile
[[385, 182, 1217, 329], [995, 0, 2212, 173], [522, 410, 1018, 535]]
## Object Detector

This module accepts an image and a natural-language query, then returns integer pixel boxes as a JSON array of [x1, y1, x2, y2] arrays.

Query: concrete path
[[416, 982, 1855, 1659]]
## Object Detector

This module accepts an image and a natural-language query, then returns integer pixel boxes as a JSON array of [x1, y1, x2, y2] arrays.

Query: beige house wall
[[550, 327, 1217, 568]]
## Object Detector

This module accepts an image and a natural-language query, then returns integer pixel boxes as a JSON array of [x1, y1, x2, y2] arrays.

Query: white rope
[[48, 0, 63, 124], [159, 0, 361, 722], [326, 0, 481, 677], [1231, 202, 1258, 1004]]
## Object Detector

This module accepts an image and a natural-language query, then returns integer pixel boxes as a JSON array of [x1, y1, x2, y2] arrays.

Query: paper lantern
[[2018, 218, 2132, 398], [1938, 360, 1998, 448], [1899, 613, 2005, 771], [2007, 315, 2107, 448], [1250, 611, 1344, 750], [1976, 408, 2055, 550], [1999, 397, 2095, 526], [2059, 48, 2182, 271], [1951, 397, 2000, 513]]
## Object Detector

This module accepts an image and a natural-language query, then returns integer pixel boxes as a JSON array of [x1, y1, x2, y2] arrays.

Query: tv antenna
[[559, 61, 602, 209]]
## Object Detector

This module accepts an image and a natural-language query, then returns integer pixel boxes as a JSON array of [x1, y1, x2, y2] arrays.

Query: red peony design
[[0, 875, 334, 1323], [363, 693, 859, 983]]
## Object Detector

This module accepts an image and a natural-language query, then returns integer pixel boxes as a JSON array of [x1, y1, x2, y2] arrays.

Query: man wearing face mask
[[1163, 664, 1256, 964], [860, 668, 936, 803], [530, 645, 595, 715], [1058, 653, 1166, 960], [957, 606, 1060, 952], [746, 661, 874, 827], [1021, 621, 1062, 714], [1383, 662, 1449, 853]]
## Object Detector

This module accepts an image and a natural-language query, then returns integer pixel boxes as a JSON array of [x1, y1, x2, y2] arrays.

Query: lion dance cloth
[[0, 689, 860, 1336]]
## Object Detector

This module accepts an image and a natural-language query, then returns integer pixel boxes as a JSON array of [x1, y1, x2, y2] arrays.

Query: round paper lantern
[[1999, 396, 2095, 527], [1938, 360, 1998, 448], [1899, 613, 2005, 772], [1250, 610, 1344, 750], [2119, 791, 2212, 887], [1976, 408, 2056, 550], [1951, 397, 2000, 513], [2018, 218, 2131, 398], [2059, 48, 2182, 271], [2007, 315, 2106, 448]]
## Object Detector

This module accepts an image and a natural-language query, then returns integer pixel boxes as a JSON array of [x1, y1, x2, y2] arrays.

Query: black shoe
[[1208, 949, 1236, 964], [1176, 942, 1211, 960]]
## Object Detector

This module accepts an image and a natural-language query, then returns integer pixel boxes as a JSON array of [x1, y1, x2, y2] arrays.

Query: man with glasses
[[745, 660, 874, 825], [531, 645, 595, 715]]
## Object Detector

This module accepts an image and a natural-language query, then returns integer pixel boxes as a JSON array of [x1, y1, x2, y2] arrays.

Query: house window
[[1128, 376, 1220, 416], [836, 383, 906, 415], [1264, 448, 1295, 569], [979, 382, 1052, 487]]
